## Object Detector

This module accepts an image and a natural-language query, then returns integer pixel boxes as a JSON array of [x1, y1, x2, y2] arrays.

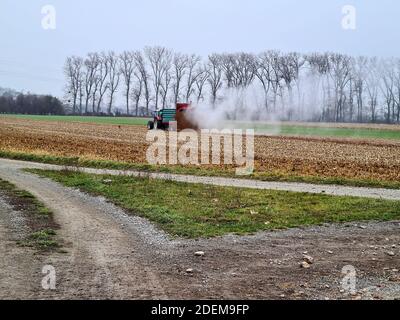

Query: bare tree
[[131, 74, 143, 116], [351, 56, 368, 122], [106, 51, 120, 114], [392, 58, 400, 123], [83, 53, 100, 114], [255, 51, 277, 110], [119, 51, 135, 115], [64, 56, 83, 114], [160, 69, 172, 109], [195, 65, 209, 103], [379, 58, 396, 123], [91, 73, 100, 113], [328, 53, 352, 122], [220, 54, 235, 88], [64, 57, 77, 113], [278, 52, 304, 109], [365, 57, 380, 122], [171, 53, 188, 103], [306, 52, 331, 119], [133, 51, 151, 114], [185, 54, 202, 102], [160, 62, 172, 108], [231, 53, 256, 88], [78, 76, 84, 114], [95, 53, 109, 114], [145, 46, 172, 110], [268, 51, 283, 111], [207, 54, 223, 105]]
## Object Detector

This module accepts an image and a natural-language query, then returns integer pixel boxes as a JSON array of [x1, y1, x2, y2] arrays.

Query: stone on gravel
[[194, 251, 205, 257], [300, 261, 311, 269], [303, 255, 314, 264], [386, 251, 395, 257], [389, 275, 400, 282], [186, 268, 194, 273]]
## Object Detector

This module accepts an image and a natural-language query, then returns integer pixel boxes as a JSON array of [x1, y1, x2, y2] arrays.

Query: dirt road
[[0, 197, 48, 299], [0, 158, 399, 299]]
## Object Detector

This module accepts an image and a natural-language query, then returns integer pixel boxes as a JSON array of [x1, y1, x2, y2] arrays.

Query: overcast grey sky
[[0, 0, 399, 97]]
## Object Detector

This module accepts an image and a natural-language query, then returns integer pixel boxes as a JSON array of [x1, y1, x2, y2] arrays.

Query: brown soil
[[0, 118, 400, 182]]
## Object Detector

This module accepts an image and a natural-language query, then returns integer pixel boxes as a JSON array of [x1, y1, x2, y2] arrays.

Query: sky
[[0, 0, 399, 97]]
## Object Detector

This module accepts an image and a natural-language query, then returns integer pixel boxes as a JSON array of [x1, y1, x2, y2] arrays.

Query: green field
[[244, 123, 400, 140], [2, 114, 400, 140], [29, 169, 400, 238]]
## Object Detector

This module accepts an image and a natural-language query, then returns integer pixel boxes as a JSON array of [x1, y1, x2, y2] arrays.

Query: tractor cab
[[147, 108, 176, 130]]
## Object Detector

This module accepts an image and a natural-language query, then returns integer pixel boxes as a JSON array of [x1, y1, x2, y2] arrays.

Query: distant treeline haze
[[0, 91, 64, 115]]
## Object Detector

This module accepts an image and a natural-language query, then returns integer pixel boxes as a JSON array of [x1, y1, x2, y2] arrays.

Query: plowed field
[[1, 117, 400, 182]]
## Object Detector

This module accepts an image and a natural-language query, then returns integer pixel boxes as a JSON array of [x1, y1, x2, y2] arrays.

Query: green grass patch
[[18, 229, 59, 249], [0, 179, 50, 216], [0, 114, 149, 126], [262, 125, 400, 140], [0, 179, 17, 192], [0, 178, 59, 250], [223, 120, 400, 140], [2, 150, 400, 190], [30, 169, 400, 238]]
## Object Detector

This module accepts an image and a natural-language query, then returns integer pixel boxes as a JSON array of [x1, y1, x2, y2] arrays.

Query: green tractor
[[147, 103, 195, 131], [147, 108, 177, 130]]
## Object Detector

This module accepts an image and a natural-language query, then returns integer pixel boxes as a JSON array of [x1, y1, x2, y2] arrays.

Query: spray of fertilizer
[[186, 73, 325, 134], [187, 86, 281, 134]]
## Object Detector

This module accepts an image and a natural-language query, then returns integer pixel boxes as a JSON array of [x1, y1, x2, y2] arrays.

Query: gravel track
[[0, 158, 399, 300]]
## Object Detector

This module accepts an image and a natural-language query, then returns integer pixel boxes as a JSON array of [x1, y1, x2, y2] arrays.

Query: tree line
[[64, 47, 400, 123], [0, 89, 64, 115]]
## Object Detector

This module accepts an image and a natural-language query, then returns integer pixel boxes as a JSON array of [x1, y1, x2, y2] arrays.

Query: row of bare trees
[[64, 47, 400, 123], [64, 48, 205, 116]]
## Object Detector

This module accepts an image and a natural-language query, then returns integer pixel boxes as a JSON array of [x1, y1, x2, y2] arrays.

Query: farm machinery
[[147, 103, 199, 131]]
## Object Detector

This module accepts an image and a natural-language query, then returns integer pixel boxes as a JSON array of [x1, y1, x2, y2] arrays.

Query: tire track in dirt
[[0, 199, 42, 299]]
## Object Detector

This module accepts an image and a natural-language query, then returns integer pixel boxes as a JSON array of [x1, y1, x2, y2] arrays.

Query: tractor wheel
[[147, 121, 154, 130]]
